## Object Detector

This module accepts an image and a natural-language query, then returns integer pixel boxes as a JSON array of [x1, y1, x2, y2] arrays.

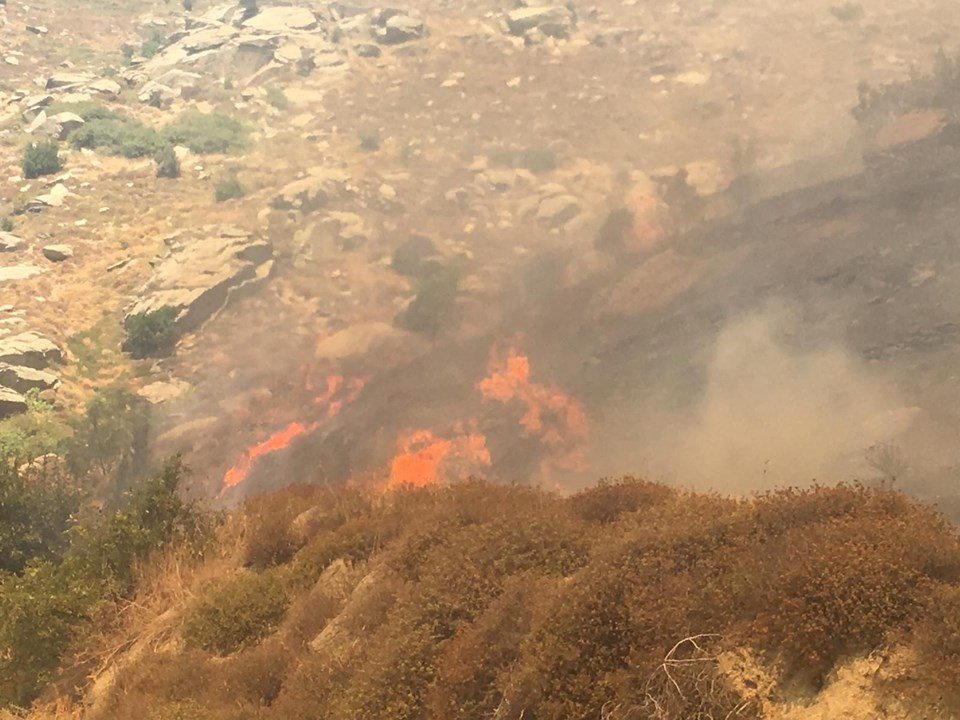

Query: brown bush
[[569, 476, 675, 524], [242, 484, 331, 569]]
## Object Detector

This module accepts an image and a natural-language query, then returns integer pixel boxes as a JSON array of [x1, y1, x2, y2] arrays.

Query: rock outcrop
[[0, 332, 63, 418], [271, 169, 351, 213], [124, 227, 275, 342], [0, 233, 23, 252], [505, 5, 575, 39], [0, 331, 64, 369], [0, 387, 27, 419]]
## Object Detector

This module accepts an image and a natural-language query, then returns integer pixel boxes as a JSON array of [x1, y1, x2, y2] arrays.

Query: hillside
[[5, 476, 960, 720], [4, 0, 960, 716]]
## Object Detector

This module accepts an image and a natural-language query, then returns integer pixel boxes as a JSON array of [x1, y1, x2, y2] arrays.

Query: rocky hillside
[[2, 0, 960, 500], [4, 0, 960, 716]]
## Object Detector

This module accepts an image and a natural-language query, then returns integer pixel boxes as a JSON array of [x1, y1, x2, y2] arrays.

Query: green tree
[[64, 388, 151, 500], [0, 459, 77, 575]]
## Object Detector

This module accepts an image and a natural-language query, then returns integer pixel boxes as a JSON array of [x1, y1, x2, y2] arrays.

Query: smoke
[[595, 302, 920, 494]]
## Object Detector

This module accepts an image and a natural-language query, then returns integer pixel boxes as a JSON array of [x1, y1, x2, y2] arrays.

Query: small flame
[[387, 426, 491, 489]]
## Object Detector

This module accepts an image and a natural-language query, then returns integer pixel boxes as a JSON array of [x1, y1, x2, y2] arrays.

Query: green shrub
[[123, 306, 179, 359], [21, 140, 63, 179], [0, 217, 12, 232], [394, 264, 461, 337], [69, 116, 164, 158], [358, 128, 381, 152], [0, 560, 100, 705], [163, 111, 247, 154], [120, 43, 135, 64], [182, 0, 193, 10], [0, 459, 78, 574], [0, 459, 206, 708], [70, 458, 209, 593], [265, 86, 289, 110], [155, 145, 181, 179], [214, 174, 245, 203], [141, 32, 166, 59], [183, 570, 289, 655]]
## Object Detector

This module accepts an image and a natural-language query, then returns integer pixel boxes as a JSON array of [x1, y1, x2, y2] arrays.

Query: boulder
[[0, 363, 61, 394], [42, 244, 73, 261], [85, 78, 123, 98], [242, 6, 318, 32], [20, 94, 54, 122], [506, 6, 574, 38], [124, 228, 275, 343], [45, 72, 94, 90], [373, 13, 424, 44], [355, 43, 382, 57], [0, 265, 45, 282], [537, 193, 581, 228], [0, 233, 23, 252], [0, 387, 27, 419], [29, 112, 84, 140], [272, 169, 351, 213], [29, 183, 71, 210], [0, 331, 63, 369], [138, 81, 177, 107]]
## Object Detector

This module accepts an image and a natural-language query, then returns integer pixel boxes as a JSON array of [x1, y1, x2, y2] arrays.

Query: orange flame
[[387, 426, 491, 489], [223, 421, 318, 491], [478, 347, 589, 477], [222, 372, 365, 492]]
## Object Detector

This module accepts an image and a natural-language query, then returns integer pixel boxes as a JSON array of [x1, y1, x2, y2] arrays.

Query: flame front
[[478, 347, 589, 477], [223, 421, 318, 491], [221, 373, 364, 493], [387, 426, 491, 489]]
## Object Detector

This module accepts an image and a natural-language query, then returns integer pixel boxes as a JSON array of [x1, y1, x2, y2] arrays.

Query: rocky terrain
[[2, 0, 959, 503]]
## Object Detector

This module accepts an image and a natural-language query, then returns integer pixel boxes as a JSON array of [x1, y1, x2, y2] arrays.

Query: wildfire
[[478, 347, 589, 477], [387, 426, 491, 489], [222, 420, 318, 491], [315, 374, 366, 418], [221, 372, 364, 493]]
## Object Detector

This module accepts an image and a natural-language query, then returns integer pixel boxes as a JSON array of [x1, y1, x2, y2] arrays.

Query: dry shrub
[[242, 484, 331, 569], [34, 478, 960, 720], [425, 575, 549, 719], [106, 650, 213, 720], [909, 584, 960, 708], [569, 476, 675, 524], [219, 639, 292, 707]]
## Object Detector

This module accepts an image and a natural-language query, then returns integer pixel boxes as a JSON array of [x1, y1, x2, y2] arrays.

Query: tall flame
[[387, 426, 491, 489], [478, 347, 589, 478]]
